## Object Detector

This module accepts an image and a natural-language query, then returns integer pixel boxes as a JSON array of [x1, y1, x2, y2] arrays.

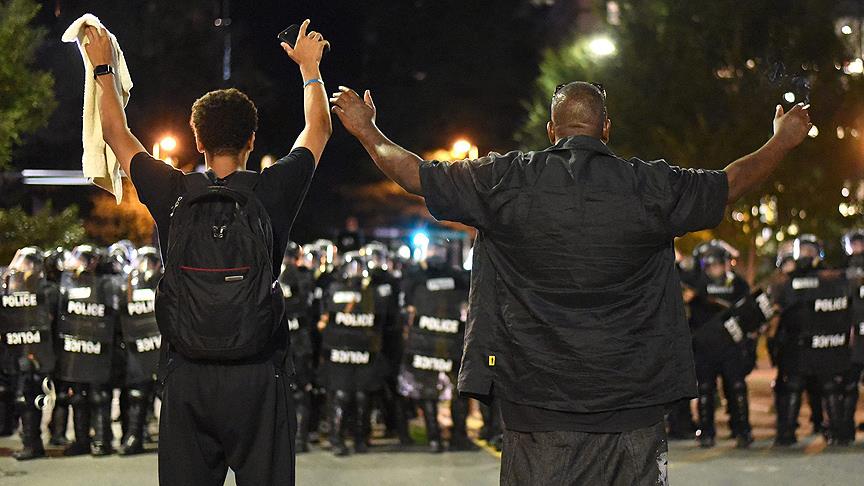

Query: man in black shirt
[[331, 82, 811, 484], [82, 20, 331, 485]]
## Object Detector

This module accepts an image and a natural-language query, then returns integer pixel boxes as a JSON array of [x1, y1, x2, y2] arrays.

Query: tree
[[0, 0, 56, 167], [518, 0, 864, 280], [0, 202, 85, 264]]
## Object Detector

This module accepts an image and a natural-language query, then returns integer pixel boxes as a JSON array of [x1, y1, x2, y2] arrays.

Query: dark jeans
[[500, 421, 668, 486], [158, 359, 296, 486]]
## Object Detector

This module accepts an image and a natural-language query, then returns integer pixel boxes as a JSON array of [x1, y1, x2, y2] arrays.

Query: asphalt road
[[2, 362, 863, 485]]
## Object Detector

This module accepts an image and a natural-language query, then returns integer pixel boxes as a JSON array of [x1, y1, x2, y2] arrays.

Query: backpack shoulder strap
[[225, 170, 260, 193], [181, 172, 213, 195]]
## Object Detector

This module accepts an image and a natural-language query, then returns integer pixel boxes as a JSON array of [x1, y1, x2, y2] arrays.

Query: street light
[[451, 138, 479, 159], [160, 136, 177, 152], [153, 135, 179, 166], [587, 36, 616, 57]]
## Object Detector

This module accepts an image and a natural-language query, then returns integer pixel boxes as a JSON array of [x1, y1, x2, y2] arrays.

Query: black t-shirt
[[419, 135, 728, 432], [129, 147, 315, 277]]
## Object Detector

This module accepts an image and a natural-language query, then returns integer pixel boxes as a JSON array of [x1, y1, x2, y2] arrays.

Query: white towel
[[62, 14, 134, 204]]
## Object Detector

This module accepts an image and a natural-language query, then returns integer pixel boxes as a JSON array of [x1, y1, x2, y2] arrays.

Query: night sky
[[11, 0, 572, 242]]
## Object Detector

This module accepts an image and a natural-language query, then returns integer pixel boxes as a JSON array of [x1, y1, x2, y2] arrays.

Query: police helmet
[[792, 234, 824, 267], [131, 247, 162, 281], [842, 229, 864, 256], [361, 242, 390, 271], [340, 251, 367, 279]]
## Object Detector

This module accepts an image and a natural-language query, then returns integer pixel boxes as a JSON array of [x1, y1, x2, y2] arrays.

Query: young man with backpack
[[83, 19, 331, 486]]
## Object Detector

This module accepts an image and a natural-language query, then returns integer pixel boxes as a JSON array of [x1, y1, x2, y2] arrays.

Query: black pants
[[500, 421, 668, 486], [158, 359, 296, 486]]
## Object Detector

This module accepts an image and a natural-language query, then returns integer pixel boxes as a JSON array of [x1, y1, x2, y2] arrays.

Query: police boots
[[729, 381, 754, 449], [696, 382, 716, 448], [393, 396, 414, 446], [841, 379, 860, 446], [0, 380, 15, 436], [13, 401, 45, 461], [354, 391, 372, 454], [775, 387, 801, 446], [89, 388, 114, 456], [329, 390, 351, 457], [63, 388, 91, 456], [293, 389, 311, 453], [49, 398, 70, 446], [823, 379, 849, 446], [448, 397, 478, 451], [119, 388, 147, 455], [420, 399, 444, 453]]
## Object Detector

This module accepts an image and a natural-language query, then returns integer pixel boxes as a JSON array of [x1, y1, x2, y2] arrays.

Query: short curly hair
[[190, 88, 258, 155]]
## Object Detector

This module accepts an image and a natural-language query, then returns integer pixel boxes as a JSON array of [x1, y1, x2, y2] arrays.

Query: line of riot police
[[0, 234, 506, 460], [0, 242, 163, 459], [670, 231, 864, 448], [283, 237, 489, 457]]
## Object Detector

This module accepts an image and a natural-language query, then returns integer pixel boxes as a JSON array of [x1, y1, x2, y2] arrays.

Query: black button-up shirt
[[419, 135, 728, 420]]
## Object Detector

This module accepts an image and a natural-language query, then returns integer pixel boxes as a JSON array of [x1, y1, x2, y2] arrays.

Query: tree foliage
[[0, 202, 85, 264], [0, 0, 56, 167], [519, 0, 864, 277]]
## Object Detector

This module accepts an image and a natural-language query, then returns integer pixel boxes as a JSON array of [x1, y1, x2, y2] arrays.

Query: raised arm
[[724, 103, 811, 204], [281, 20, 332, 164], [83, 26, 147, 177], [330, 87, 424, 195]]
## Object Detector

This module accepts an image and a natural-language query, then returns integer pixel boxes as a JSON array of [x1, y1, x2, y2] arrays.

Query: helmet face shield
[[65, 245, 99, 274], [362, 242, 391, 271], [339, 252, 368, 279], [842, 230, 864, 256], [131, 247, 162, 282], [4, 247, 44, 293], [792, 235, 823, 268]]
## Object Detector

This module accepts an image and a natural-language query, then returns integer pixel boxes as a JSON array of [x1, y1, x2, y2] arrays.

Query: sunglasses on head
[[554, 82, 606, 98]]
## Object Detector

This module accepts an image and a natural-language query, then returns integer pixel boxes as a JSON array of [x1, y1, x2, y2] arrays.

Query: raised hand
[[772, 103, 812, 151], [83, 25, 114, 67], [330, 86, 376, 137], [280, 19, 329, 68]]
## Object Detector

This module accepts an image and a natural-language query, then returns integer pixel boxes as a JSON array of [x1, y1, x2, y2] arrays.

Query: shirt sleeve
[[258, 147, 316, 236], [419, 153, 518, 228], [129, 151, 183, 220], [645, 161, 729, 237]]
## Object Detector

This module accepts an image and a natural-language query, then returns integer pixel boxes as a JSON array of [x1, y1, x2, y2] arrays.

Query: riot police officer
[[770, 235, 852, 446], [305, 239, 339, 443], [770, 241, 825, 435], [842, 229, 864, 442], [319, 252, 391, 456], [43, 247, 73, 447], [362, 242, 404, 441], [279, 242, 316, 452], [688, 241, 753, 448], [117, 246, 162, 455], [0, 247, 59, 460], [57, 245, 121, 456], [397, 236, 476, 452]]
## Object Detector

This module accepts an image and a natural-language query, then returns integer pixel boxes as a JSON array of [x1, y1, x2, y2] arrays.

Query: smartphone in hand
[[277, 24, 330, 52]]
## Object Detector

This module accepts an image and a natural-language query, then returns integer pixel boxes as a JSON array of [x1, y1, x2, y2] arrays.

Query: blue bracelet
[[303, 78, 323, 88]]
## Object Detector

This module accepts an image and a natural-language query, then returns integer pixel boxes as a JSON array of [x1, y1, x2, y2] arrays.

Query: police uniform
[[688, 268, 752, 447], [56, 246, 121, 456], [773, 265, 852, 445], [398, 264, 475, 451], [0, 247, 59, 460], [279, 249, 315, 452], [320, 262, 392, 456], [117, 247, 162, 455], [41, 247, 74, 447]]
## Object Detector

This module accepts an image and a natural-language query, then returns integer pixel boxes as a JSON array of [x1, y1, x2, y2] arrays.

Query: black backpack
[[155, 170, 284, 360]]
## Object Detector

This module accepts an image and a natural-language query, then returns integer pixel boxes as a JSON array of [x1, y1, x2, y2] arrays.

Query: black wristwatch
[[93, 64, 114, 79]]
